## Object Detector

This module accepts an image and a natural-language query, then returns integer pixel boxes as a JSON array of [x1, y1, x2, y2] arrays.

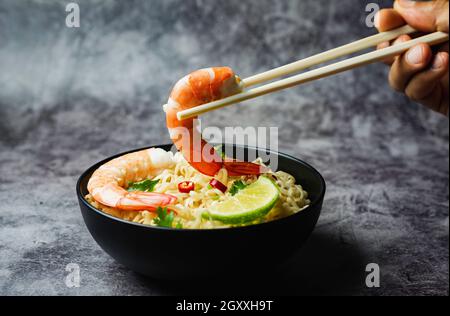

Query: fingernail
[[398, 0, 415, 8], [378, 41, 389, 50], [394, 35, 409, 45], [406, 45, 424, 65], [432, 54, 445, 70]]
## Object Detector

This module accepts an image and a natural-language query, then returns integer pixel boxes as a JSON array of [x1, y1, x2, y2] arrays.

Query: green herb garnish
[[128, 179, 159, 192], [154, 207, 176, 228], [229, 180, 248, 196]]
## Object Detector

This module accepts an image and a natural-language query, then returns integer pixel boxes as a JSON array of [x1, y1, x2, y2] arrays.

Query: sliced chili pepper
[[209, 179, 227, 193], [178, 181, 195, 193]]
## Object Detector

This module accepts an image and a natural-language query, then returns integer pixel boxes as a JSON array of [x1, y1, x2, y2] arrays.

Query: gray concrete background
[[0, 0, 448, 295]]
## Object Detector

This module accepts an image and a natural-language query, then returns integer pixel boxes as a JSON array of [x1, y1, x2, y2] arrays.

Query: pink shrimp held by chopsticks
[[165, 67, 268, 177], [87, 148, 177, 211]]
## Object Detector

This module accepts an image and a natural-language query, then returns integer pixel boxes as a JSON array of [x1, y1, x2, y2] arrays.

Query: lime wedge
[[204, 177, 280, 224]]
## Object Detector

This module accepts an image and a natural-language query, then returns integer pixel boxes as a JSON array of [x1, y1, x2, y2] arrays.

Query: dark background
[[0, 0, 448, 295]]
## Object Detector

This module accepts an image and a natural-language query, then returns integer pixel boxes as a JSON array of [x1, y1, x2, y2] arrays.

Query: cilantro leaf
[[153, 207, 176, 228], [128, 179, 159, 192], [229, 180, 248, 196]]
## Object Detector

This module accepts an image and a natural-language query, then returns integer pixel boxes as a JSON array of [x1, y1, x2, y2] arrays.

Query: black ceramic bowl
[[77, 145, 326, 279]]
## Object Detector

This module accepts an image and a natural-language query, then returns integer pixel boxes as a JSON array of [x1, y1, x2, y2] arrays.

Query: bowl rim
[[76, 144, 326, 232]]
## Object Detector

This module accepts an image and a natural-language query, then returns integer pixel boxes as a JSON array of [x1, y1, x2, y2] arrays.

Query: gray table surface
[[0, 0, 448, 296]]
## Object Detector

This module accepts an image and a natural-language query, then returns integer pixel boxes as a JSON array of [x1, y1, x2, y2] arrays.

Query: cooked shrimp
[[165, 67, 267, 177], [87, 148, 177, 211]]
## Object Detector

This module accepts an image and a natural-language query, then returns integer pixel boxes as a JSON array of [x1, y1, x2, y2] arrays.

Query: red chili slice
[[209, 179, 227, 193], [178, 181, 195, 193]]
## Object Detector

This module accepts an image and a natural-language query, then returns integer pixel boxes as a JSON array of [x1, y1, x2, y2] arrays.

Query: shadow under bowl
[[77, 144, 326, 280]]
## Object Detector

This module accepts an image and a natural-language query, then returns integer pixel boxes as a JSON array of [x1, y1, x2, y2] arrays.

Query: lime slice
[[204, 177, 280, 224]]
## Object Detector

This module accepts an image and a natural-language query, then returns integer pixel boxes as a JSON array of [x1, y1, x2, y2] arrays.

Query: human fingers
[[377, 34, 412, 65], [389, 43, 433, 92], [375, 8, 406, 32], [404, 52, 449, 115], [394, 0, 449, 33]]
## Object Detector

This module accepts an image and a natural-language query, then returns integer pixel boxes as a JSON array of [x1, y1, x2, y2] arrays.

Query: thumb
[[394, 0, 449, 33]]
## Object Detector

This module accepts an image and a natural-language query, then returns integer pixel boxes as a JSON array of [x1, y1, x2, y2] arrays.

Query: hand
[[375, 0, 449, 116]]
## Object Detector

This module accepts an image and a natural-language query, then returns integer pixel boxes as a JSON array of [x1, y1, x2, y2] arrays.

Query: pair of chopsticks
[[177, 25, 449, 121]]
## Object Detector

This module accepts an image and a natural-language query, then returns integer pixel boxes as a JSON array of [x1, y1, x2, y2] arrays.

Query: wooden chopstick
[[242, 25, 417, 88], [175, 26, 415, 121], [177, 32, 449, 121]]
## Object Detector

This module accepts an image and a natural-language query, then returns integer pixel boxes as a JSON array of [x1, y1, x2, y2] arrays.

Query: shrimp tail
[[223, 161, 269, 177], [186, 140, 223, 177]]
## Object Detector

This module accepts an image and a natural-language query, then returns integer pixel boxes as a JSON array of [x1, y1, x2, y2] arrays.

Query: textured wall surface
[[0, 0, 448, 296]]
